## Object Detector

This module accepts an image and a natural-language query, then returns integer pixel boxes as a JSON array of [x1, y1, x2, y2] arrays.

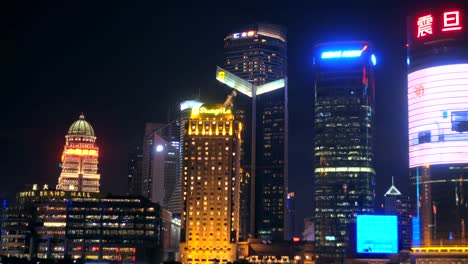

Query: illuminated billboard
[[408, 64, 468, 168], [356, 215, 398, 254]]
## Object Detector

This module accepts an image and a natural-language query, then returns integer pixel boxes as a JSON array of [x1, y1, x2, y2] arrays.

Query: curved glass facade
[[408, 64, 468, 168]]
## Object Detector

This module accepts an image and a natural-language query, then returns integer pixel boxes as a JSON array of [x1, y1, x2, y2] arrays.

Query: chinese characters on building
[[417, 10, 463, 38]]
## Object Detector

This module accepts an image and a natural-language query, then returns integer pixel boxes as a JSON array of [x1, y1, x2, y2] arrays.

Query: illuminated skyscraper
[[179, 104, 241, 264], [407, 5, 468, 247], [220, 23, 288, 241], [313, 42, 376, 263], [57, 114, 100, 192]]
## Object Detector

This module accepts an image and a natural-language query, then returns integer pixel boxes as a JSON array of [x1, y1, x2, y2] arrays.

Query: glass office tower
[[313, 42, 376, 263], [223, 23, 288, 241]]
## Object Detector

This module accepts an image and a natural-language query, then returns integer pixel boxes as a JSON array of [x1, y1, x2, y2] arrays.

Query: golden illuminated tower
[[180, 104, 242, 264], [56, 114, 100, 192]]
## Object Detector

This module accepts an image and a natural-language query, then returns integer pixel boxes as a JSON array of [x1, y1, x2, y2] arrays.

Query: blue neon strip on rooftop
[[321, 49, 363, 59]]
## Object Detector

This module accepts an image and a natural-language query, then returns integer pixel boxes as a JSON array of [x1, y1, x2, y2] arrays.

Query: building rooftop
[[67, 113, 95, 136], [384, 177, 402, 196]]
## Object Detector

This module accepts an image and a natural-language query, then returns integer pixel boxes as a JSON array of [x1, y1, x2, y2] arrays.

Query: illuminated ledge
[[314, 167, 375, 174], [216, 66, 285, 97], [412, 247, 468, 254]]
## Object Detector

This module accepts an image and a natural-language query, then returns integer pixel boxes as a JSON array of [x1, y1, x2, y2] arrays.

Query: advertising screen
[[356, 215, 398, 254], [408, 64, 468, 168]]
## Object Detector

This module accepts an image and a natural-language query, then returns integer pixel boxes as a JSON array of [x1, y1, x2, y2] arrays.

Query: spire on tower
[[384, 176, 402, 196]]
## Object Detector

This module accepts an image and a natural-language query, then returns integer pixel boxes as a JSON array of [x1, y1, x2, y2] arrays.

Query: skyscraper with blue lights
[[313, 42, 377, 263]]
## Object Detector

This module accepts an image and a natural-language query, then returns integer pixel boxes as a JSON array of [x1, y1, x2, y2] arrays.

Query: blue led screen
[[356, 215, 398, 254]]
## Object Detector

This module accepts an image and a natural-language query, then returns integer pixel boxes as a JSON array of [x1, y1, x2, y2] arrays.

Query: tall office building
[[57, 114, 100, 192], [140, 122, 180, 213], [313, 42, 377, 263], [221, 23, 288, 241], [130, 101, 202, 218], [407, 5, 468, 247], [384, 178, 411, 251], [179, 103, 241, 264]]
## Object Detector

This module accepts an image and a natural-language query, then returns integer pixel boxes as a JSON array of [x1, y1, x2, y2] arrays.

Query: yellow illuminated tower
[[180, 104, 242, 264], [56, 114, 100, 192]]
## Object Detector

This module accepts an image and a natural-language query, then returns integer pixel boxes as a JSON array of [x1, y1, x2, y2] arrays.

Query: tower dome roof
[[67, 113, 95, 136]]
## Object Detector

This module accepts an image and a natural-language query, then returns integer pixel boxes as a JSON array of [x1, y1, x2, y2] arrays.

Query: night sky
[[4, 0, 445, 234]]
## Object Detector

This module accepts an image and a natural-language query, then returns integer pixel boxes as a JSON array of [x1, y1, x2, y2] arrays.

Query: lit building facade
[[65, 196, 162, 262], [180, 104, 242, 264], [407, 6, 468, 247], [0, 187, 170, 263], [221, 23, 288, 241], [175, 100, 203, 218], [0, 202, 34, 258], [57, 114, 100, 193], [313, 42, 377, 263]]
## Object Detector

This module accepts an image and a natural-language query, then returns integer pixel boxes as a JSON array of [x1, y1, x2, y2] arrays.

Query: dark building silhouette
[[286, 192, 296, 240], [127, 145, 143, 195], [384, 177, 412, 251]]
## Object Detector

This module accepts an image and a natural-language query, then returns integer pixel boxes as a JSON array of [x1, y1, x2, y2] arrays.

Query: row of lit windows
[[67, 230, 154, 236]]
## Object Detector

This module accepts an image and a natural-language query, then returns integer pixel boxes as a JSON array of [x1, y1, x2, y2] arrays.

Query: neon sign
[[417, 15, 433, 38], [443, 11, 462, 31], [232, 30, 256, 39], [416, 10, 463, 38], [321, 45, 369, 59], [198, 107, 231, 115], [65, 148, 98, 156], [19, 190, 96, 198], [321, 49, 362, 59]]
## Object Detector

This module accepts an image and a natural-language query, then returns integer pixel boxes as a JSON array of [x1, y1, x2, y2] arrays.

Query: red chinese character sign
[[417, 15, 433, 38], [416, 9, 463, 39], [442, 11, 462, 31]]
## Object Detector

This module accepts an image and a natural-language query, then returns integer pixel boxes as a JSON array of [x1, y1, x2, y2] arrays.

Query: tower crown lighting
[[57, 114, 101, 193]]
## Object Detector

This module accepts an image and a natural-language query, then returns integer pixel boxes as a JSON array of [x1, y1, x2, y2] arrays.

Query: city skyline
[[5, 0, 435, 238]]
